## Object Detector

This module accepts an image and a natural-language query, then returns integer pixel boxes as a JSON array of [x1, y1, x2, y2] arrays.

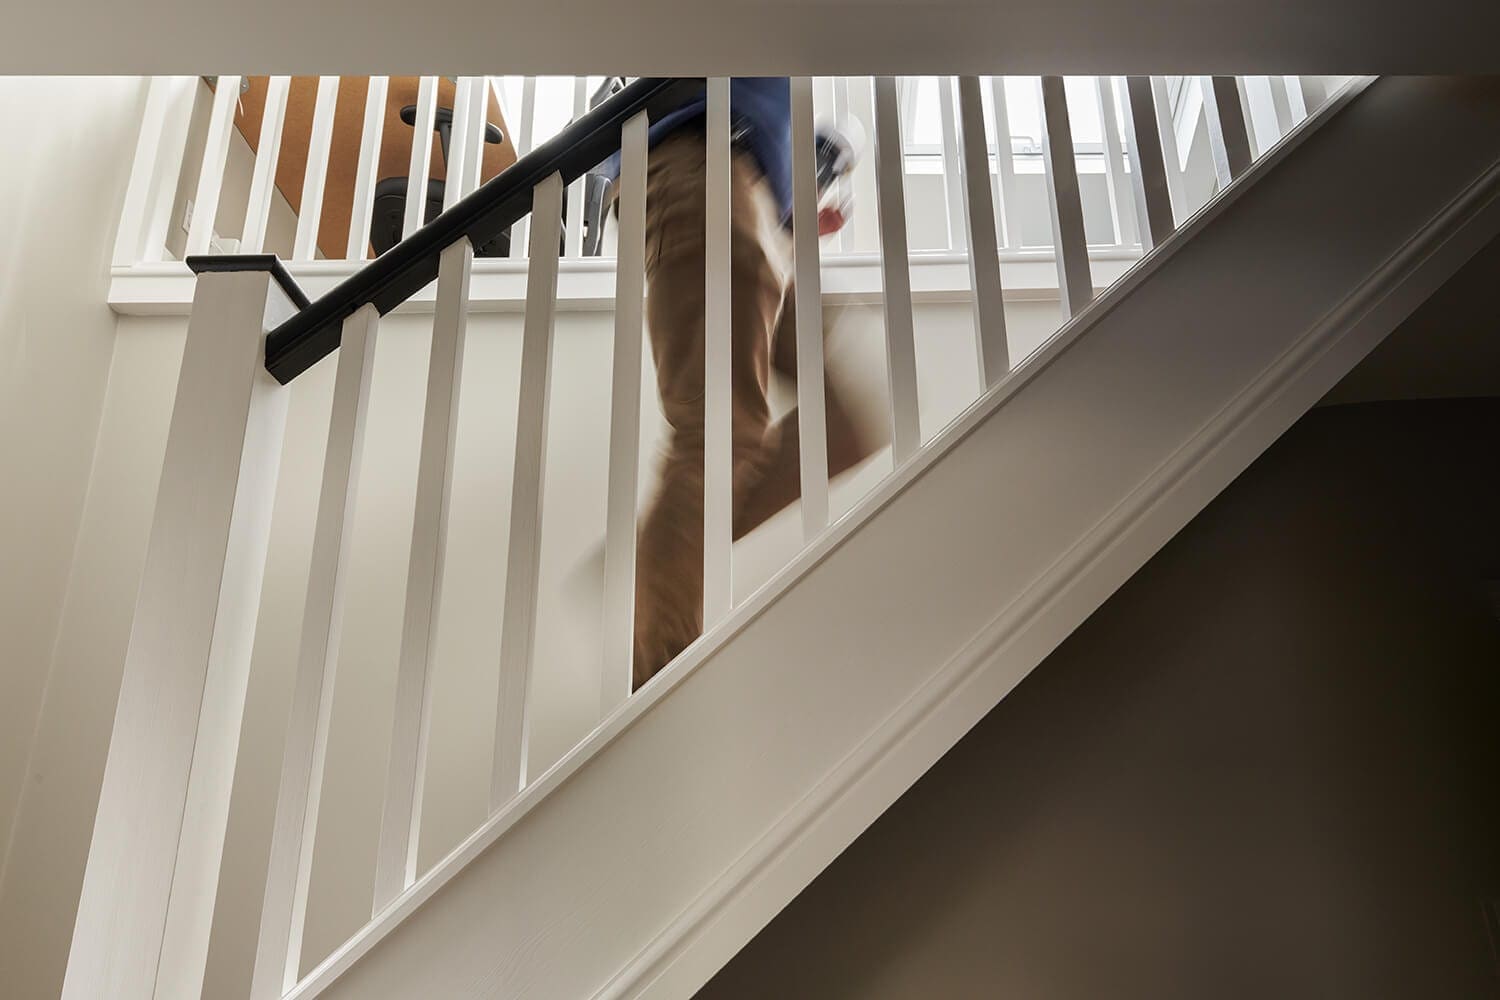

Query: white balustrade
[[373, 236, 475, 911], [491, 173, 564, 805], [91, 71, 1334, 1000]]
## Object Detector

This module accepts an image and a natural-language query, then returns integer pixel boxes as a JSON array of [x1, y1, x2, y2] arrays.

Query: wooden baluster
[[1284, 75, 1311, 124], [1202, 75, 1253, 187], [442, 77, 475, 212], [460, 78, 488, 196], [564, 76, 588, 258], [872, 76, 922, 462], [114, 76, 197, 266], [789, 76, 831, 538], [509, 77, 538, 259], [293, 76, 340, 261], [955, 75, 1009, 387], [1150, 76, 1187, 226], [372, 236, 474, 911], [1039, 76, 1093, 317], [830, 75, 851, 252], [987, 76, 1022, 249], [1119, 76, 1176, 251], [62, 262, 293, 1000], [248, 305, 378, 1000], [346, 76, 389, 261], [599, 112, 649, 717], [185, 75, 241, 256], [1095, 76, 1134, 247], [492, 174, 564, 805], [937, 76, 967, 251], [403, 77, 439, 240], [242, 76, 291, 254], [703, 76, 734, 625]]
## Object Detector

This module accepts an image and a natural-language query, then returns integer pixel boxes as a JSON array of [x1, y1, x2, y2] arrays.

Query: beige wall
[[700, 396, 1500, 999], [0, 75, 147, 988]]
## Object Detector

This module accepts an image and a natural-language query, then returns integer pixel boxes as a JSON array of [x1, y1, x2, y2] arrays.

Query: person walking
[[625, 78, 877, 687]]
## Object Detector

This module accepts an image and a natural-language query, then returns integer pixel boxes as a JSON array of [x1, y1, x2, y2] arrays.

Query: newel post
[[63, 257, 299, 1000]]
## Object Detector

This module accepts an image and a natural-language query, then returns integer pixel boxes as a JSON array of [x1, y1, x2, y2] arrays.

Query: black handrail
[[263, 76, 702, 385]]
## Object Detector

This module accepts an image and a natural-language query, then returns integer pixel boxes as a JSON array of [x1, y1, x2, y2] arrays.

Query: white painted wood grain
[[600, 112, 649, 718], [936, 76, 967, 251], [403, 77, 438, 240], [1119, 77, 1174, 251], [1039, 75, 1093, 316], [242, 76, 291, 254], [565, 76, 588, 258], [956, 75, 1009, 387], [492, 173, 564, 805], [790, 76, 831, 539], [703, 77, 734, 625], [509, 77, 538, 259], [293, 76, 340, 261], [346, 76, 388, 261], [185, 76, 241, 255], [872, 76, 922, 463], [372, 237, 474, 912], [114, 76, 194, 266], [249, 305, 379, 1000], [986, 76, 1021, 249], [1203, 75, 1253, 187], [62, 268, 292, 1000], [1095, 75, 1133, 246]]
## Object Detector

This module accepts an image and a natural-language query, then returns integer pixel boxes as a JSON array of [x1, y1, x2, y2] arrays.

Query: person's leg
[[632, 133, 791, 688], [731, 283, 880, 539]]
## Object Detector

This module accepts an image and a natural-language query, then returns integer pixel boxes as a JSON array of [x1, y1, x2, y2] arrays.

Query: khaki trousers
[[633, 131, 872, 687]]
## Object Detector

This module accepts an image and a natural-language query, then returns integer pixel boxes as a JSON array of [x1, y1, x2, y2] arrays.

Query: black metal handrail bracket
[[263, 77, 703, 384]]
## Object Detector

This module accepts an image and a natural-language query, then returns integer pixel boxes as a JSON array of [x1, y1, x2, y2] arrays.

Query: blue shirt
[[604, 78, 794, 225]]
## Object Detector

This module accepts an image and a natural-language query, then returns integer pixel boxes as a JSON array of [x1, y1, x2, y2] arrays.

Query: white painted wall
[[0, 75, 148, 998]]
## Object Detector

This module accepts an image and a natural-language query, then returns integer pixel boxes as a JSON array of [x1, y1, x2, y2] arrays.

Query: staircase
[[66, 74, 1500, 999]]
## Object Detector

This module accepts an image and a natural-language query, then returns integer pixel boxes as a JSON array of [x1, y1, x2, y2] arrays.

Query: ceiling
[[8, 0, 1500, 75]]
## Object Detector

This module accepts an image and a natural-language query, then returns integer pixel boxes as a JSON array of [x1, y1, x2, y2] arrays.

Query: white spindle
[[492, 173, 564, 805], [242, 76, 292, 254], [1149, 76, 1187, 226], [1202, 75, 1252, 187], [1094, 76, 1134, 247], [936, 76, 967, 251], [1267, 75, 1296, 139], [1284, 75, 1310, 124], [790, 77, 831, 538], [600, 112, 648, 717], [1039, 76, 1093, 317], [346, 76, 389, 261], [564, 76, 588, 258], [442, 78, 475, 212], [872, 76, 922, 463], [703, 77, 733, 625], [831, 75, 851, 252], [1240, 76, 1279, 158], [510, 77, 538, 259], [986, 76, 1022, 249], [114, 76, 196, 266], [372, 237, 474, 912], [1298, 76, 1331, 116], [460, 78, 488, 196], [62, 265, 293, 1000], [293, 76, 340, 261], [185, 75, 241, 256], [1120, 76, 1175, 251], [248, 305, 378, 1000], [403, 77, 439, 240], [955, 76, 1009, 387]]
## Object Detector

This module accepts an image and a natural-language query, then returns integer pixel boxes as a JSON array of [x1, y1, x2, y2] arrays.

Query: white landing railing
[[80, 74, 1343, 1000]]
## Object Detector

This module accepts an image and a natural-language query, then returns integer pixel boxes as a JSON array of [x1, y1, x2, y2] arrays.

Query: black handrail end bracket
[[186, 254, 313, 311], [262, 76, 705, 386]]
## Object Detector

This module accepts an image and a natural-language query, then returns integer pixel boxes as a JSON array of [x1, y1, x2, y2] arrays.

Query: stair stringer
[[297, 76, 1500, 1000]]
